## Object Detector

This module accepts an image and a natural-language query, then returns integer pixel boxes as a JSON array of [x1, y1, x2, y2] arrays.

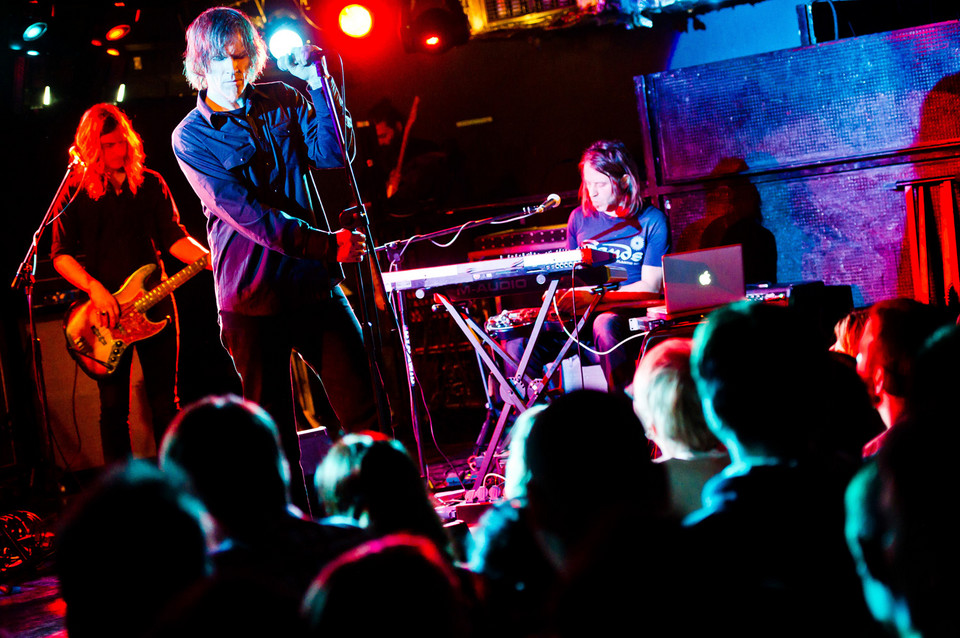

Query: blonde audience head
[[633, 338, 721, 460]]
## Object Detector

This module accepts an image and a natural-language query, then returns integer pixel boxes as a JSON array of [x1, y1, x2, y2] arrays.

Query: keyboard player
[[506, 140, 670, 392]]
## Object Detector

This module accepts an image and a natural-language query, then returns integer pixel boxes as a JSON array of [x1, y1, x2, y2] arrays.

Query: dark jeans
[[219, 286, 378, 509], [591, 310, 640, 392], [97, 299, 180, 465]]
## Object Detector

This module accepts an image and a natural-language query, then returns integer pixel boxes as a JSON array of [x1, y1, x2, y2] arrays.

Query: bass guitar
[[63, 254, 209, 379]]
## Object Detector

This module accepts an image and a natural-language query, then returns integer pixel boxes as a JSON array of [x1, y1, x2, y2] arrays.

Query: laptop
[[649, 244, 745, 320]]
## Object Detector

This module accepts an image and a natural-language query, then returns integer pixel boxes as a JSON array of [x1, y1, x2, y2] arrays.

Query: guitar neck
[[134, 254, 209, 313], [394, 96, 419, 173]]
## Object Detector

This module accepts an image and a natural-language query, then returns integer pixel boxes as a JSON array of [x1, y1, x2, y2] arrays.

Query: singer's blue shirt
[[172, 81, 343, 315]]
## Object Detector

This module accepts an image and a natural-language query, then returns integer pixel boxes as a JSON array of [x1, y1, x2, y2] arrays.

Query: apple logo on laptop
[[698, 270, 712, 286]]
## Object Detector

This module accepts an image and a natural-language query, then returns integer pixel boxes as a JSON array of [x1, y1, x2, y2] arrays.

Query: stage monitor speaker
[[35, 313, 155, 471]]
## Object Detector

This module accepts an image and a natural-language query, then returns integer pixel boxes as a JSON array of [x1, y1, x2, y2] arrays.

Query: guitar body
[[63, 264, 170, 379]]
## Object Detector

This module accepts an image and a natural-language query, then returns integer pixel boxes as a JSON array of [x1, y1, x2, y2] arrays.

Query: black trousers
[[96, 298, 179, 464], [219, 286, 379, 510]]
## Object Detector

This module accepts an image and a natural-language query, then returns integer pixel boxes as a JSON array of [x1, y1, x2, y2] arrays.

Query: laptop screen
[[662, 244, 745, 315]]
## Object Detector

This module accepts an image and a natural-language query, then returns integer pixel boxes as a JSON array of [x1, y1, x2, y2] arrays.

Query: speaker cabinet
[[35, 314, 155, 470]]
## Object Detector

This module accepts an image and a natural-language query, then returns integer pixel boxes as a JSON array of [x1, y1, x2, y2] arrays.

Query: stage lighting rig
[[265, 8, 306, 58], [401, 0, 470, 54], [339, 3, 374, 38]]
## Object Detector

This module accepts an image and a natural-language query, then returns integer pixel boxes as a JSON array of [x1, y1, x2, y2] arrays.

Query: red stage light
[[106, 48, 120, 56], [339, 4, 373, 38], [425, 35, 440, 47], [91, 39, 103, 46], [105, 24, 130, 41]]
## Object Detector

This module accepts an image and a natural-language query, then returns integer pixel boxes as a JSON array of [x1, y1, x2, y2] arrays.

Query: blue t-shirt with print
[[566, 204, 670, 285]]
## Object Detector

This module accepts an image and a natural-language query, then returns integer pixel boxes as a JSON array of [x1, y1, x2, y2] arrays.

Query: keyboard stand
[[433, 279, 611, 497]]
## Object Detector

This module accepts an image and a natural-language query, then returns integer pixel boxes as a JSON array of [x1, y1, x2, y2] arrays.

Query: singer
[[50, 103, 209, 464], [172, 7, 378, 510]]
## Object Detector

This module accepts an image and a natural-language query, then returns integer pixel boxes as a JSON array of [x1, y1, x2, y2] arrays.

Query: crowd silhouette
[[55, 296, 957, 638]]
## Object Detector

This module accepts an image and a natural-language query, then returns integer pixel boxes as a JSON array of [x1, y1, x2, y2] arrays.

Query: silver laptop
[[661, 244, 745, 317]]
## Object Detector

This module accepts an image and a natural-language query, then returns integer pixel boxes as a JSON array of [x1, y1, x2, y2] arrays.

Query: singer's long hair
[[183, 7, 267, 92], [578, 140, 643, 218], [73, 103, 145, 201]]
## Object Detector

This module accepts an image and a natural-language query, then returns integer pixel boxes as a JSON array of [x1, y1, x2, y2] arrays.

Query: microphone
[[525, 193, 561, 215], [304, 47, 327, 64], [68, 145, 86, 168], [340, 205, 364, 230]]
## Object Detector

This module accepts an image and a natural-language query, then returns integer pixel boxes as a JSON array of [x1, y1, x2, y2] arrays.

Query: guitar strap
[[149, 237, 168, 279]]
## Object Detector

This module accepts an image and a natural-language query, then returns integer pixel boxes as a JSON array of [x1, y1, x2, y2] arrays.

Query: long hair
[[578, 139, 643, 217], [183, 7, 267, 92], [73, 103, 145, 200]]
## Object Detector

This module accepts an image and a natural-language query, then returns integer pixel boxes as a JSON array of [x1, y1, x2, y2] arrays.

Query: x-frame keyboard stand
[[432, 279, 613, 496]]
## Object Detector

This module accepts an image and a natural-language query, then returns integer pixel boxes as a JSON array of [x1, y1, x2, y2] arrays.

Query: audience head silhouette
[[505, 390, 664, 567], [56, 460, 209, 638], [692, 301, 823, 462], [301, 533, 469, 637], [315, 433, 451, 556], [846, 407, 960, 638], [160, 394, 291, 535], [856, 298, 947, 454]]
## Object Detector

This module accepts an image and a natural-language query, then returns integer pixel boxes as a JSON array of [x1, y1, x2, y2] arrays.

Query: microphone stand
[[11, 158, 82, 494], [313, 55, 393, 436]]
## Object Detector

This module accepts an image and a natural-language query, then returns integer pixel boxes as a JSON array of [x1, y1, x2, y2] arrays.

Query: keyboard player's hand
[[553, 287, 599, 317]]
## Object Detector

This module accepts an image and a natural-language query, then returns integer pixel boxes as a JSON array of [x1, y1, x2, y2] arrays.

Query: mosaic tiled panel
[[645, 21, 960, 183], [664, 158, 960, 307], [639, 21, 960, 305]]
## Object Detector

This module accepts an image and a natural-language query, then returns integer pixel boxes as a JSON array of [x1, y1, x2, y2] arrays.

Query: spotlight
[[401, 0, 469, 54], [23, 22, 48, 41], [339, 4, 373, 38], [268, 28, 303, 58], [105, 24, 131, 41], [264, 9, 306, 59]]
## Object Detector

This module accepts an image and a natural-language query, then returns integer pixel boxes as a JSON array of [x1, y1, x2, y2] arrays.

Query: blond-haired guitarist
[[51, 104, 209, 464]]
